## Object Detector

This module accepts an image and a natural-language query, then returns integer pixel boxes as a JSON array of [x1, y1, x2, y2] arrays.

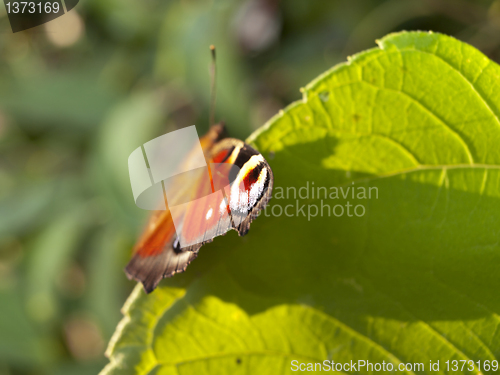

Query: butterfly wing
[[125, 124, 273, 293], [124, 209, 199, 293], [125, 124, 225, 293], [209, 138, 274, 236]]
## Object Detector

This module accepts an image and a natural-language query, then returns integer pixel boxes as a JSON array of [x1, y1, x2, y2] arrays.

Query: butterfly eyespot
[[126, 124, 273, 293], [173, 237, 181, 253]]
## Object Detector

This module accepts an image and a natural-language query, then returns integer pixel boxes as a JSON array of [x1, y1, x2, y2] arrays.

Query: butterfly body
[[125, 123, 273, 293]]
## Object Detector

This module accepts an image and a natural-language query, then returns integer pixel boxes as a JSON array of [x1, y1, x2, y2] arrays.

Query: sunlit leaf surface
[[102, 32, 500, 375]]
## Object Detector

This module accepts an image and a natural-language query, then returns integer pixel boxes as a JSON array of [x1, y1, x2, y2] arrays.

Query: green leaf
[[0, 289, 53, 366], [91, 91, 165, 229], [102, 31, 500, 375], [25, 203, 92, 323], [0, 70, 119, 134], [86, 226, 132, 338]]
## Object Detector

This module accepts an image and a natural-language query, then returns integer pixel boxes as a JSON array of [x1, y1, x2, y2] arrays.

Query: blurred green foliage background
[[1, 0, 500, 374]]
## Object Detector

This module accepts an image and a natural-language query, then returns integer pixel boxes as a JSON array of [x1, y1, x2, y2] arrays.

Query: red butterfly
[[125, 123, 274, 293]]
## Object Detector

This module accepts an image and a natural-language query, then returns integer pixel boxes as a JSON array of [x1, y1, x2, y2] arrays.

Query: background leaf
[[102, 31, 500, 374]]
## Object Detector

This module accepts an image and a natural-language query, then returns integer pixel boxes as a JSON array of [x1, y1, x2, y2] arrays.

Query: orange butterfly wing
[[125, 123, 273, 293]]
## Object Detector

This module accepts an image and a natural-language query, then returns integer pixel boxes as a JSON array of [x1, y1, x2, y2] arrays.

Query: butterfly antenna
[[209, 45, 217, 127]]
